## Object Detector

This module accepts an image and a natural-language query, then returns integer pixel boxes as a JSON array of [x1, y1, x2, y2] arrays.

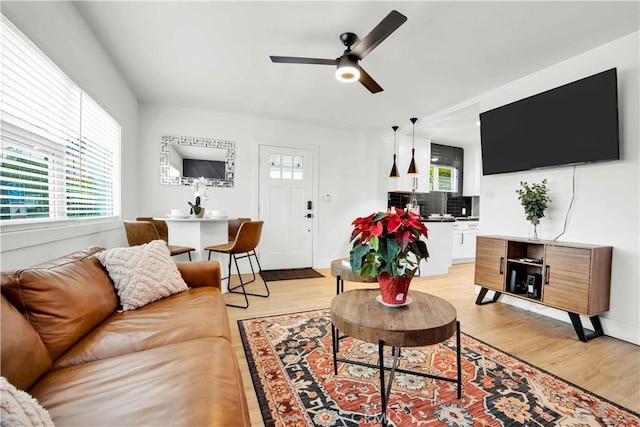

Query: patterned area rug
[[260, 268, 324, 282], [239, 309, 640, 427]]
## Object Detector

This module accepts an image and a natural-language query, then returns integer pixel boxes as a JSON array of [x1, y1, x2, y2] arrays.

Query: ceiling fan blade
[[359, 67, 383, 94], [350, 10, 407, 59], [270, 56, 336, 65]]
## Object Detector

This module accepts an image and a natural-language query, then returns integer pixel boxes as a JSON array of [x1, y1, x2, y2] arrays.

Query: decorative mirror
[[160, 135, 234, 187]]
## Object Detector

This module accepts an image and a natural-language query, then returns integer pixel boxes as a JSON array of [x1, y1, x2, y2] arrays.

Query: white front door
[[258, 145, 313, 270]]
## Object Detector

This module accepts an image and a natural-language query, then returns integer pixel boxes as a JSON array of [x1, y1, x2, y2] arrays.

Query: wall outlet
[[483, 186, 495, 198]]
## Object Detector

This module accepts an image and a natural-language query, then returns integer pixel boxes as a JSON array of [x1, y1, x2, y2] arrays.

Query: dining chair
[[227, 217, 251, 244], [126, 219, 195, 261], [204, 220, 269, 309]]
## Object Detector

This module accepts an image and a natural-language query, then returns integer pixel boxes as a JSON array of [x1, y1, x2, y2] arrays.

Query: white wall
[[0, 2, 139, 270], [137, 104, 384, 268], [478, 33, 640, 344]]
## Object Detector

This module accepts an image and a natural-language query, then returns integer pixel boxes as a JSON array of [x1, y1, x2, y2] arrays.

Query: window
[[0, 15, 121, 224], [269, 154, 303, 180], [429, 165, 458, 192]]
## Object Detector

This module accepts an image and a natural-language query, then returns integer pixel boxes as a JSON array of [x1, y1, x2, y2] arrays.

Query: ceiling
[[73, 1, 639, 146]]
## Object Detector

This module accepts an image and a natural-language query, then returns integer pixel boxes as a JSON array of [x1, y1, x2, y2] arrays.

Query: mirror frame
[[160, 135, 235, 188]]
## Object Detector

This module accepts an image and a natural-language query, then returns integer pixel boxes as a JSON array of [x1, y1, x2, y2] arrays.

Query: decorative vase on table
[[349, 209, 429, 306], [189, 196, 205, 218], [516, 179, 550, 242], [377, 271, 414, 305], [189, 177, 209, 219], [529, 219, 540, 241]]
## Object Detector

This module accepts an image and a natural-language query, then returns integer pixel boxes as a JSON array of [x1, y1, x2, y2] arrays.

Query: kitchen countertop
[[421, 217, 456, 223], [454, 217, 480, 221], [420, 216, 479, 223]]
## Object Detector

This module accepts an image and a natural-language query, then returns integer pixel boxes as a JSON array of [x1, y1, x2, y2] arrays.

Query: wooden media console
[[474, 235, 612, 342]]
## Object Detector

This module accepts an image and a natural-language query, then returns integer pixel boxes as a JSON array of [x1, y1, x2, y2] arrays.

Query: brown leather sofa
[[1, 247, 250, 426]]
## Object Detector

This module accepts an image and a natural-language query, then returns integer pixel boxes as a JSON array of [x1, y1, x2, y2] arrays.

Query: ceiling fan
[[270, 10, 407, 94]]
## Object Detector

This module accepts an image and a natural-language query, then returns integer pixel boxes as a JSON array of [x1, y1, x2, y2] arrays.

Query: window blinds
[[1, 15, 120, 223]]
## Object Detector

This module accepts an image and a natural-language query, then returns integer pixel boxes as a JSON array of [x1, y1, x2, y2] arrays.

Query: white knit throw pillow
[[94, 240, 188, 311], [1, 377, 54, 427]]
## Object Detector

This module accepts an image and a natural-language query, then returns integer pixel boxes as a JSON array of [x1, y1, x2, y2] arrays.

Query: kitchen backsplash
[[447, 196, 472, 217], [388, 192, 479, 218]]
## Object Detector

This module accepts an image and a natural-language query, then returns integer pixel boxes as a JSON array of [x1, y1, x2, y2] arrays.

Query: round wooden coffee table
[[330, 288, 461, 426]]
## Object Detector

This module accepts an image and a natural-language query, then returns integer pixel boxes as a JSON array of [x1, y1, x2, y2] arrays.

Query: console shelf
[[474, 236, 612, 342]]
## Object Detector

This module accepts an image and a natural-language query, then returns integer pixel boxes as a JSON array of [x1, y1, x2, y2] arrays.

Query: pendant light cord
[[412, 119, 416, 149], [394, 127, 398, 155]]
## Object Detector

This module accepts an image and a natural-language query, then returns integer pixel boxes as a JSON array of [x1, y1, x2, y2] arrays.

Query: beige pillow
[[1, 376, 54, 427], [94, 240, 188, 311]]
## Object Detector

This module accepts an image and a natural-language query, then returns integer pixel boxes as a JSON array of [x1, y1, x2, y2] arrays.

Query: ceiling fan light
[[335, 55, 360, 82]]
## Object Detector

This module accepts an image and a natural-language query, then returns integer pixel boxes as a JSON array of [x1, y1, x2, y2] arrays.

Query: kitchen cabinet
[[452, 221, 479, 263], [429, 143, 463, 196], [418, 221, 453, 276], [474, 236, 506, 292], [474, 236, 612, 342], [463, 146, 481, 196]]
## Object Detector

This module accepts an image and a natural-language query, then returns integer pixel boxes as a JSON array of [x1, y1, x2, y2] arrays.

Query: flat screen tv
[[480, 68, 619, 175]]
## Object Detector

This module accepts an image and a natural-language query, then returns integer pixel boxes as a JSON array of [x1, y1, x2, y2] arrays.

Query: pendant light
[[407, 117, 418, 175], [389, 126, 400, 178]]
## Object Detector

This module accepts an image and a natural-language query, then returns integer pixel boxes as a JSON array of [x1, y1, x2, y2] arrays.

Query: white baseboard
[[452, 257, 475, 264]]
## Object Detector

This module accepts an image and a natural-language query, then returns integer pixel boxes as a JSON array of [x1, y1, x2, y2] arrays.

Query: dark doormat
[[260, 268, 324, 282]]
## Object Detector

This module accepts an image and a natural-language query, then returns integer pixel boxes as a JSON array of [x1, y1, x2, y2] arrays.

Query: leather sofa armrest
[[176, 261, 221, 289]]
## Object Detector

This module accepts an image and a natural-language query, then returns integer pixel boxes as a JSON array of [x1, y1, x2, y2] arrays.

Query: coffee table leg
[[456, 320, 462, 399], [378, 341, 387, 427], [336, 275, 345, 295], [377, 343, 402, 426], [332, 323, 338, 375]]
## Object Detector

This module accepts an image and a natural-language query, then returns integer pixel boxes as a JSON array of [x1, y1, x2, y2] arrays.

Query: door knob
[[305, 213, 313, 218]]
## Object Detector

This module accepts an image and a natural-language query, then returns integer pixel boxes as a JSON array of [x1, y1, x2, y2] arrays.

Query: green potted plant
[[349, 209, 429, 305], [188, 177, 208, 218], [516, 179, 551, 240]]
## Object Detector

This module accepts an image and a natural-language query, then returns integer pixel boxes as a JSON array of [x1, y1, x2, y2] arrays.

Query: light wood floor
[[223, 263, 640, 426]]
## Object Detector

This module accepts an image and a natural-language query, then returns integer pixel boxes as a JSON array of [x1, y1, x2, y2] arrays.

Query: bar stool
[[128, 218, 195, 260], [204, 220, 269, 309]]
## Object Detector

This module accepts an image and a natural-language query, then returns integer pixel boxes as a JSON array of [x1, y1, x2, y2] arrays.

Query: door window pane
[[293, 156, 303, 180], [269, 154, 281, 179], [282, 155, 293, 180], [268, 152, 304, 180]]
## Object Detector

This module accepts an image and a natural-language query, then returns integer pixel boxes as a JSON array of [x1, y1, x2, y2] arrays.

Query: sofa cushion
[[30, 338, 251, 427], [1, 247, 117, 361], [0, 296, 52, 391], [94, 240, 188, 311], [53, 287, 231, 369], [1, 377, 54, 427]]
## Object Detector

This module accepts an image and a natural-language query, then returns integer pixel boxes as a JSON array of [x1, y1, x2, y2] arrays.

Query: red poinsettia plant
[[349, 209, 429, 279]]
